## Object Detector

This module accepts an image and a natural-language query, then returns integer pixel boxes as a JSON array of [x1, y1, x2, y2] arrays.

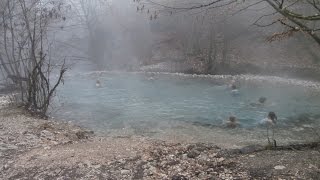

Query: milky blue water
[[55, 72, 320, 145]]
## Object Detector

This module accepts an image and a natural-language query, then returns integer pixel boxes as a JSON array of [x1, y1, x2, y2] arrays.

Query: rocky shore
[[0, 96, 319, 179]]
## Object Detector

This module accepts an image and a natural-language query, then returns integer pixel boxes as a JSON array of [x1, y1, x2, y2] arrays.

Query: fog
[[38, 0, 318, 78], [1, 1, 320, 178], [49, 0, 154, 71], [1, 0, 320, 113]]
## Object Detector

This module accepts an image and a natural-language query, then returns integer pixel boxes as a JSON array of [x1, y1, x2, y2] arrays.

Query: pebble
[[120, 169, 130, 175], [274, 165, 286, 170], [40, 130, 54, 140], [0, 143, 18, 150], [217, 157, 225, 163], [187, 149, 200, 158], [149, 165, 157, 173], [116, 159, 126, 164], [208, 176, 217, 180], [172, 174, 188, 180], [308, 164, 317, 169], [182, 154, 188, 160]]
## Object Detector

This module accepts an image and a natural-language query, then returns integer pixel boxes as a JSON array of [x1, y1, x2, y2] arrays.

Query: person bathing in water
[[227, 79, 236, 89], [269, 111, 277, 124], [250, 96, 267, 107], [146, 73, 156, 81], [250, 96, 276, 107], [261, 111, 277, 125], [230, 84, 240, 96], [96, 80, 101, 87], [225, 116, 240, 128], [226, 79, 240, 96], [258, 96, 266, 104], [260, 111, 278, 146], [148, 76, 155, 81]]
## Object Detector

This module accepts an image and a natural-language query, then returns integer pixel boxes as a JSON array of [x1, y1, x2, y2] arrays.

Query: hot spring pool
[[55, 72, 320, 147]]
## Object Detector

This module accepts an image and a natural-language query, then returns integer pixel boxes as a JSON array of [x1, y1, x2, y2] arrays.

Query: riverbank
[[0, 96, 319, 179], [140, 60, 320, 82]]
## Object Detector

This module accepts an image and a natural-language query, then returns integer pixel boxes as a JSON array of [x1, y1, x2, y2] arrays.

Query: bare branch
[[265, 0, 320, 46], [254, 19, 279, 27], [143, 0, 233, 10], [252, 11, 278, 27]]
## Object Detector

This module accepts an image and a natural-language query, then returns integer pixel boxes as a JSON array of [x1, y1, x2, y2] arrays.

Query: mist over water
[[43, 0, 320, 146], [52, 0, 320, 78]]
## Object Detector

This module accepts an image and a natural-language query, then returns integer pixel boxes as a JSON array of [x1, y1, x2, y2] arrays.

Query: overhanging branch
[[264, 0, 320, 46]]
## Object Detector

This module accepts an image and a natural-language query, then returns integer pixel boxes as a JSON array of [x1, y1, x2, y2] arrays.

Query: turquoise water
[[55, 72, 320, 145]]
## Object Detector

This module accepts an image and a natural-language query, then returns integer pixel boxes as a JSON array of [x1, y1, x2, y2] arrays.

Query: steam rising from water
[[44, 0, 320, 148], [55, 72, 320, 147]]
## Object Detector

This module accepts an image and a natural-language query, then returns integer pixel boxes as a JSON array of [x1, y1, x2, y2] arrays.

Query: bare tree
[[0, 0, 67, 118], [137, 0, 320, 46], [257, 0, 320, 46]]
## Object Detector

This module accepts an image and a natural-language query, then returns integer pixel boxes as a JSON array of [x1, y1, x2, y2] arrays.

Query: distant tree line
[[133, 0, 320, 74]]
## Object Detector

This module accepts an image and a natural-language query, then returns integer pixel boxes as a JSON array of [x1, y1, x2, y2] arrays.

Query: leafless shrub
[[0, 0, 67, 118]]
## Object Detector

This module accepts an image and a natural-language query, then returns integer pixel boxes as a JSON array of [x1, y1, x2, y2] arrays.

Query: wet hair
[[229, 116, 237, 122], [259, 97, 267, 104], [268, 112, 277, 122], [231, 84, 237, 90]]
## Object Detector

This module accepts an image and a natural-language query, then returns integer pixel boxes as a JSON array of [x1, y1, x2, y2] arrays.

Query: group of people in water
[[95, 77, 278, 130], [225, 111, 278, 128], [225, 79, 278, 129], [225, 110, 278, 146]]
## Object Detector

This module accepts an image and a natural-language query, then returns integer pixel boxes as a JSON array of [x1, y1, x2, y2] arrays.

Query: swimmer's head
[[231, 84, 237, 90], [259, 97, 267, 104], [96, 80, 101, 87], [229, 116, 237, 122], [268, 112, 277, 122]]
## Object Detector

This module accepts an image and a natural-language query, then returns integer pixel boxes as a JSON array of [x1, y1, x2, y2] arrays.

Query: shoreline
[[66, 70, 320, 90], [0, 98, 319, 179]]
